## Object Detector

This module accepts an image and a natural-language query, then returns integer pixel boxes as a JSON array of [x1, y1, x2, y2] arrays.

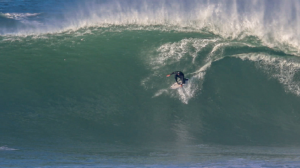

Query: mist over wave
[[1, 0, 300, 55]]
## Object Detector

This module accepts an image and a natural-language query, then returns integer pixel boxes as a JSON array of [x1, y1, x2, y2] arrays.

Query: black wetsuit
[[169, 71, 187, 84]]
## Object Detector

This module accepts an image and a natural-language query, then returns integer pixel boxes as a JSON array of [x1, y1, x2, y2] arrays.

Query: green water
[[1, 28, 300, 148]]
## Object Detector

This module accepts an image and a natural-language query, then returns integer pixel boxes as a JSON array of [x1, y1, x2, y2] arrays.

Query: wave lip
[[235, 53, 300, 96]]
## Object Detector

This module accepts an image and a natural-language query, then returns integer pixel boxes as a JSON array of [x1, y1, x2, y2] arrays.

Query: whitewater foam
[[0, 146, 18, 151], [145, 38, 221, 104], [1, 0, 300, 55], [145, 32, 300, 104], [2, 12, 40, 20]]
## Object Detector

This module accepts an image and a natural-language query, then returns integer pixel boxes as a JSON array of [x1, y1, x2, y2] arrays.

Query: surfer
[[166, 71, 188, 87]]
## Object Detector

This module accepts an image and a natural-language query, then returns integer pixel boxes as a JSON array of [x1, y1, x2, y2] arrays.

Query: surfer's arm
[[166, 72, 175, 77]]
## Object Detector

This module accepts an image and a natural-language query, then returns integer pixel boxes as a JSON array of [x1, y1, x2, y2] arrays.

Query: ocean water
[[1, 0, 300, 167]]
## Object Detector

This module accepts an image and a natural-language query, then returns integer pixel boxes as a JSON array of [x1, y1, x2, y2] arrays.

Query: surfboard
[[171, 82, 182, 89], [170, 79, 188, 89]]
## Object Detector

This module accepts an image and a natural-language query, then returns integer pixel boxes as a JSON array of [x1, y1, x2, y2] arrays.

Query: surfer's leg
[[183, 78, 188, 84]]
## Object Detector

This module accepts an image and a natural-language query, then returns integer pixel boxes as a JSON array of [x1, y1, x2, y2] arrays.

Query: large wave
[[2, 0, 300, 147]]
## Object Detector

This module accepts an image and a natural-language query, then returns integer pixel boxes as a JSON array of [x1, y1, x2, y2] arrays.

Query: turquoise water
[[2, 0, 300, 167]]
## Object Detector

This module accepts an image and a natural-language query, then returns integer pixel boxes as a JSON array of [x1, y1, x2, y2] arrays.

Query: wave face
[[1, 0, 300, 151]]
